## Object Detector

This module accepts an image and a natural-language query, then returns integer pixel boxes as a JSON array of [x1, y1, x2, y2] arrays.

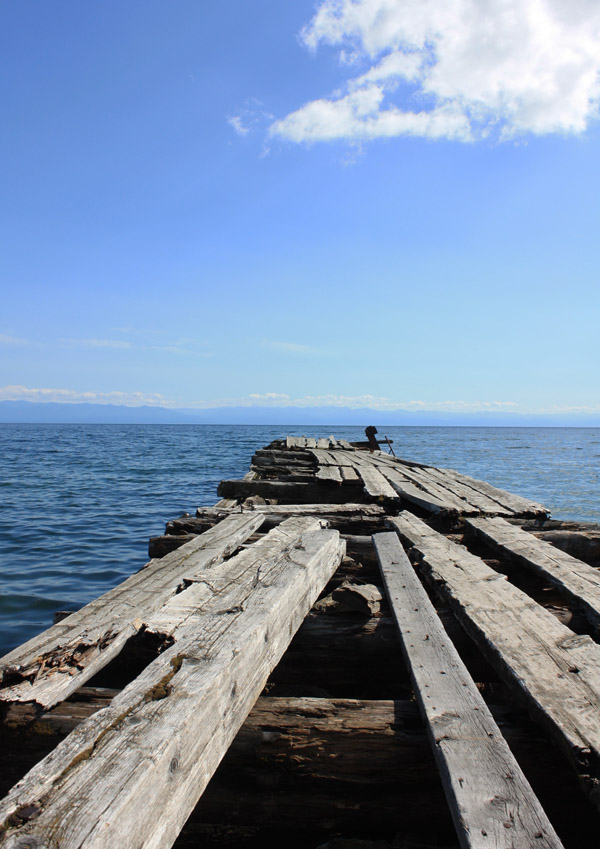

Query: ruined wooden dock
[[2, 434, 600, 849]]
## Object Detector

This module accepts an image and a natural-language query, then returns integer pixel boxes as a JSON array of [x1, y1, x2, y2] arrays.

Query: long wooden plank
[[0, 518, 345, 849], [371, 463, 458, 515], [388, 511, 600, 806], [0, 513, 265, 714], [217, 479, 363, 503], [343, 454, 398, 499], [373, 532, 562, 849], [421, 465, 517, 515], [365, 454, 476, 513], [466, 516, 600, 633], [441, 467, 548, 517]]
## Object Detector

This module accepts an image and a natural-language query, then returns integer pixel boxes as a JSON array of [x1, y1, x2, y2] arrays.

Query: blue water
[[1, 424, 598, 656]]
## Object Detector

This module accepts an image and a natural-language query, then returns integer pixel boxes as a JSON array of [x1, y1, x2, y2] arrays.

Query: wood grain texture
[[466, 516, 600, 633], [0, 517, 345, 849], [388, 511, 600, 808], [374, 532, 563, 849], [0, 514, 265, 712]]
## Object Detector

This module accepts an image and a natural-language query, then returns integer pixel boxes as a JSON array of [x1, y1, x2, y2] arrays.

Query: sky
[[1, 0, 599, 418]]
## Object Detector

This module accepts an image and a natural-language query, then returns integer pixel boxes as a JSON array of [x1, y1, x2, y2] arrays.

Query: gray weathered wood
[[343, 454, 398, 500], [0, 514, 265, 714], [440, 468, 549, 517], [374, 532, 563, 849], [316, 464, 343, 483], [373, 463, 457, 515], [467, 516, 600, 633], [388, 511, 600, 808], [0, 517, 345, 849], [217, 479, 363, 503]]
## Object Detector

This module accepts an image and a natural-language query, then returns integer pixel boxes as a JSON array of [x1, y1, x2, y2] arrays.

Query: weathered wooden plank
[[343, 454, 398, 500], [197, 502, 385, 521], [316, 465, 343, 483], [0, 518, 345, 849], [388, 511, 600, 808], [307, 448, 351, 467], [217, 479, 363, 503], [285, 436, 307, 449], [365, 453, 475, 513], [440, 467, 549, 517], [0, 514, 265, 714], [340, 465, 359, 482], [32, 693, 563, 790], [316, 437, 330, 449], [382, 460, 478, 513], [373, 532, 563, 849], [421, 466, 517, 515], [372, 463, 456, 515], [466, 516, 600, 633]]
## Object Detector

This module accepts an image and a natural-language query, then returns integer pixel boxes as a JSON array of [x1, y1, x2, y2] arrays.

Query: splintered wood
[[0, 517, 345, 849], [2, 431, 599, 849]]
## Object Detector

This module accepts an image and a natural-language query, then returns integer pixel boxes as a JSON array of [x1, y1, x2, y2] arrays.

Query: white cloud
[[249, 393, 291, 400], [228, 116, 250, 137], [228, 99, 274, 138], [270, 0, 600, 143], [0, 385, 170, 406]]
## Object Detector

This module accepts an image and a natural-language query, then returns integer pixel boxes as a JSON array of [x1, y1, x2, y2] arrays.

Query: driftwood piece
[[466, 516, 600, 633], [0, 518, 345, 849], [0, 514, 265, 715], [374, 532, 563, 849], [389, 511, 600, 808]]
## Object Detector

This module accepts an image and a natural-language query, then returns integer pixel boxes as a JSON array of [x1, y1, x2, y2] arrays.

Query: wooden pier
[[1, 434, 600, 848]]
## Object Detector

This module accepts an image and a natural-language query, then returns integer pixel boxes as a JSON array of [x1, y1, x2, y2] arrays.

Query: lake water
[[1, 424, 598, 656]]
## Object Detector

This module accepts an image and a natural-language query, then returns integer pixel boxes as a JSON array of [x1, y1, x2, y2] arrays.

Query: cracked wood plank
[[342, 454, 398, 500], [0, 514, 265, 716], [388, 511, 600, 809], [439, 468, 549, 518], [373, 531, 563, 849], [0, 517, 345, 849], [363, 453, 475, 513], [466, 516, 600, 634]]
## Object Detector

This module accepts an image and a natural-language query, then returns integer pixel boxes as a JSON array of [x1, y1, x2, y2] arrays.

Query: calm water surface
[[1, 424, 598, 655]]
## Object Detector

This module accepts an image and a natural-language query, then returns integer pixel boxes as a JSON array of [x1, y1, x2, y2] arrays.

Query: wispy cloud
[[59, 338, 133, 350], [0, 385, 170, 407], [269, 0, 600, 144], [262, 340, 331, 356], [184, 394, 522, 412], [0, 333, 36, 347], [228, 98, 274, 137]]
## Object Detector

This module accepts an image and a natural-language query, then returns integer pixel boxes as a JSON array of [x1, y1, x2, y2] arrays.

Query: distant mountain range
[[0, 400, 599, 426]]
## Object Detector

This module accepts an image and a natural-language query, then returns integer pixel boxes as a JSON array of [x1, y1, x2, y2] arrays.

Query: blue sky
[[1, 0, 599, 417]]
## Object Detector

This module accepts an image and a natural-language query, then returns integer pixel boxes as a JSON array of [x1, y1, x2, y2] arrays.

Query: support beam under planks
[[373, 531, 563, 849], [0, 513, 265, 718], [0, 517, 345, 849], [389, 511, 600, 809], [466, 516, 600, 634]]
